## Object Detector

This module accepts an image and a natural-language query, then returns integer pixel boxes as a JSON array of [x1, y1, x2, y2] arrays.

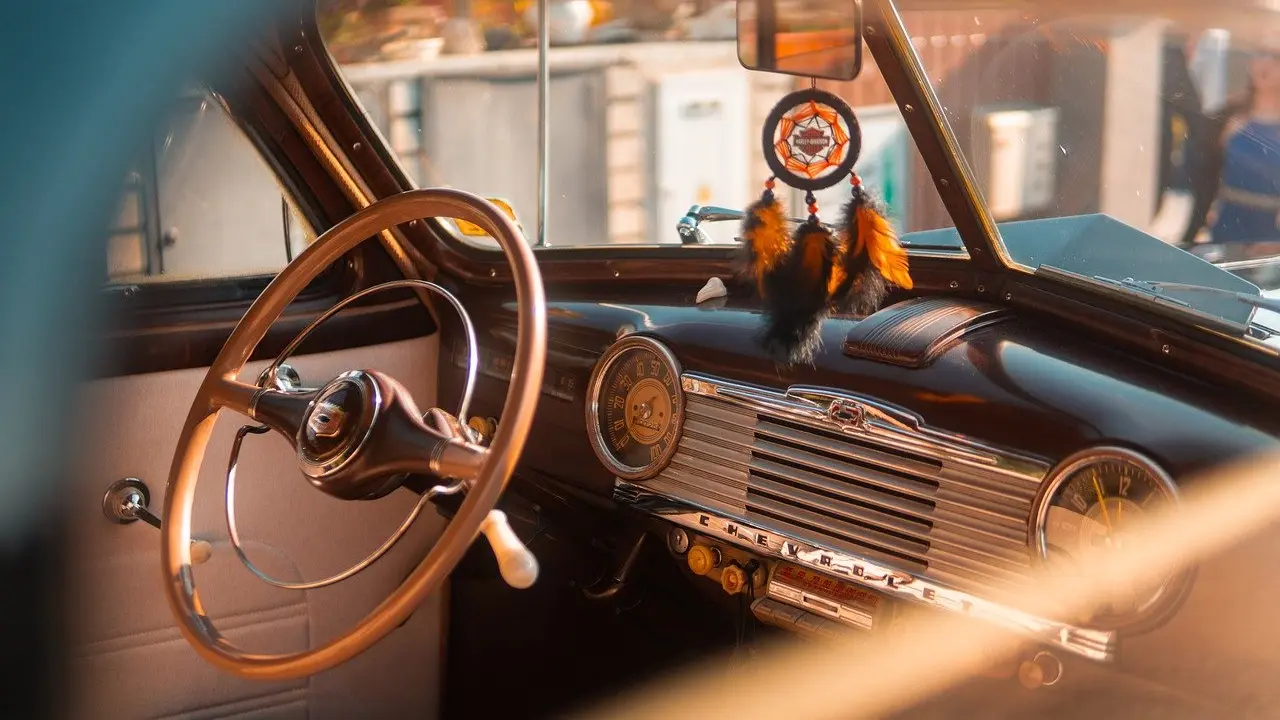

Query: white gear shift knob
[[479, 510, 539, 589]]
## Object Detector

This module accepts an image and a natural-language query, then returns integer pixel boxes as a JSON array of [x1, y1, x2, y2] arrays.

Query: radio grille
[[649, 393, 1040, 594]]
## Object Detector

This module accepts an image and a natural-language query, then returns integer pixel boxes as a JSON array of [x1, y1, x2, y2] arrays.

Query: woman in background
[[1183, 36, 1280, 258]]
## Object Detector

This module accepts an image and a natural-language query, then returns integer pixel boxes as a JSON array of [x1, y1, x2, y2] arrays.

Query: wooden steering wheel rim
[[160, 189, 546, 680]]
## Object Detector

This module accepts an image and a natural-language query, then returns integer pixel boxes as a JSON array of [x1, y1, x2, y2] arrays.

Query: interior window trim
[[104, 83, 347, 308]]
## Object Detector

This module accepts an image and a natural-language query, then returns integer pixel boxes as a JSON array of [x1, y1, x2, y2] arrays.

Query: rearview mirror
[[737, 0, 863, 81]]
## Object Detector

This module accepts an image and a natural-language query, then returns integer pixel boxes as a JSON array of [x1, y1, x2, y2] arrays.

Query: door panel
[[67, 335, 446, 719]]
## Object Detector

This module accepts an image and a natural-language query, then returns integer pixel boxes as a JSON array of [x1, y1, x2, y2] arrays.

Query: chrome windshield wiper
[[1097, 276, 1280, 315], [1034, 266, 1256, 337]]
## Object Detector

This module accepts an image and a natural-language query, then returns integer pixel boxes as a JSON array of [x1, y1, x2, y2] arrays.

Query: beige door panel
[[67, 334, 446, 719]]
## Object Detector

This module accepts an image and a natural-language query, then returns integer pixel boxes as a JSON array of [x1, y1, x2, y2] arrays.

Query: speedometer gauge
[[1033, 447, 1193, 633], [586, 336, 684, 480]]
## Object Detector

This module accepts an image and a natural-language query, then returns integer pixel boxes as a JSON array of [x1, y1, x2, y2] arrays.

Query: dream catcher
[[739, 86, 913, 364]]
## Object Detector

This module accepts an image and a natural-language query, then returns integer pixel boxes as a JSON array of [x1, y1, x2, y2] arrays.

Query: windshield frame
[[862, 0, 1011, 273]]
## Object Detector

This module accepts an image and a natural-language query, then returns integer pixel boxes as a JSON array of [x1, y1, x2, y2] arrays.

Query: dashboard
[[439, 286, 1280, 689]]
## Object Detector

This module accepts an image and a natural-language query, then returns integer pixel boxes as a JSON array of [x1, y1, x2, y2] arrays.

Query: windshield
[[905, 5, 1280, 294], [317, 0, 955, 249], [317, 2, 1280, 338]]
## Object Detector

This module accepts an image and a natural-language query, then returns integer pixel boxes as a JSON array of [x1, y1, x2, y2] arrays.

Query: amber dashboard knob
[[720, 564, 747, 595], [687, 545, 720, 576], [467, 416, 498, 443], [1017, 651, 1063, 689]]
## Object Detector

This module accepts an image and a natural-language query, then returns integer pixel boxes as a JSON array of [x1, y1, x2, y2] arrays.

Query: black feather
[[759, 220, 835, 365]]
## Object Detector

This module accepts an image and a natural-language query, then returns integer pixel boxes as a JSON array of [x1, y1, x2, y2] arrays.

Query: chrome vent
[[647, 382, 1050, 596]]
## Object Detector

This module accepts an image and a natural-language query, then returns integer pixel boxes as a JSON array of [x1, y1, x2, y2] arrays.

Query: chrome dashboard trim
[[681, 374, 1050, 481], [617, 481, 1115, 662], [612, 371, 1120, 661]]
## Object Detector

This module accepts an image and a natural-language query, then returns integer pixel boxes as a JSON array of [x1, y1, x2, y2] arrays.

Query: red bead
[[851, 174, 862, 186], [765, 179, 776, 190], [807, 204, 819, 214]]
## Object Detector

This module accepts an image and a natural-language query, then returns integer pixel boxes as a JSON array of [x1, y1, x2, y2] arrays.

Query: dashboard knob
[[1018, 651, 1063, 689], [720, 564, 747, 595], [687, 544, 720, 576], [467, 415, 497, 443], [190, 539, 213, 565]]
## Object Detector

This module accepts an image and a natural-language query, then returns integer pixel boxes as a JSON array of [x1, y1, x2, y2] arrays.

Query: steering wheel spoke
[[206, 375, 318, 442], [207, 376, 264, 417]]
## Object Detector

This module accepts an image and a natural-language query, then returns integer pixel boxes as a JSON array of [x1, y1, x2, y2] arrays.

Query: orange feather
[[743, 197, 790, 296], [856, 205, 913, 290], [827, 258, 847, 297]]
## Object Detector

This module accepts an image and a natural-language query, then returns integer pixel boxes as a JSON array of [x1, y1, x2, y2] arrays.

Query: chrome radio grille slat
[[639, 377, 1052, 596], [749, 456, 933, 519], [749, 474, 932, 541], [751, 436, 939, 501], [930, 506, 1028, 544], [643, 397, 752, 515], [753, 419, 943, 479]]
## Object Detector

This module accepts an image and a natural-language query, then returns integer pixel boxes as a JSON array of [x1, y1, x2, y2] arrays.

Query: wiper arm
[[1034, 266, 1254, 336], [1099, 276, 1280, 315], [1087, 273, 1280, 339]]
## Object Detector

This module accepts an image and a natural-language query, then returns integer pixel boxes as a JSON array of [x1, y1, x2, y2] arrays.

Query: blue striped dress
[[1211, 118, 1280, 243]]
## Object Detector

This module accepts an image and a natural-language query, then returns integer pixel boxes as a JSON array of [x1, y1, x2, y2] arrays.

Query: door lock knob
[[102, 477, 212, 565]]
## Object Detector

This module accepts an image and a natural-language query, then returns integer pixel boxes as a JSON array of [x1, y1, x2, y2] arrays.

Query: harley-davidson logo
[[793, 126, 830, 156]]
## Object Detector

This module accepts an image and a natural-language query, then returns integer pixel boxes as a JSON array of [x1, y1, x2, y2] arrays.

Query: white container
[[972, 104, 1060, 220]]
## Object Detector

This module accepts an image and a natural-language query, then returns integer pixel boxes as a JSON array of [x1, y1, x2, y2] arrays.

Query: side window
[[318, 2, 948, 248], [107, 90, 314, 284]]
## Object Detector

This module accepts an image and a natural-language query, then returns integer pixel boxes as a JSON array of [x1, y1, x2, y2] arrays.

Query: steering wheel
[[160, 189, 546, 680]]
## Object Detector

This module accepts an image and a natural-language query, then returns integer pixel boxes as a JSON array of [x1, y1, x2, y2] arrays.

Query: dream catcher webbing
[[738, 87, 913, 364]]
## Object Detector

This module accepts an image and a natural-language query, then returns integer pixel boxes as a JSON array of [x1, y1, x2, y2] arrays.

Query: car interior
[[20, 0, 1280, 718]]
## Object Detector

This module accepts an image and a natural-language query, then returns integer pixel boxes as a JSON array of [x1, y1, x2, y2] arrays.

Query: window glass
[[908, 10, 1280, 291], [318, 1, 951, 248], [106, 90, 314, 284]]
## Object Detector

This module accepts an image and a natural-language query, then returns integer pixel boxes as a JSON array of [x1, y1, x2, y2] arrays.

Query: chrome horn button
[[298, 371, 382, 481]]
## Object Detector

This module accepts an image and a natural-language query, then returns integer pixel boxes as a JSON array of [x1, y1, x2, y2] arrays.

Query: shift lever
[[479, 510, 539, 589]]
